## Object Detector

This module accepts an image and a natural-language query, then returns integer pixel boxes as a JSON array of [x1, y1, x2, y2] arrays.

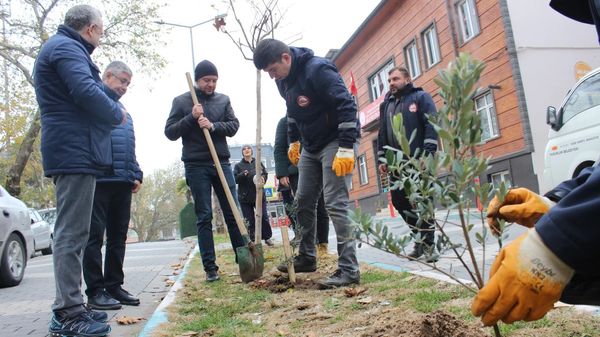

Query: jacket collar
[[57, 24, 96, 55]]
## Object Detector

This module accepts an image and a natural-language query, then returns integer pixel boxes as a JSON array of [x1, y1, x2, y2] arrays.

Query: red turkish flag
[[349, 71, 358, 96]]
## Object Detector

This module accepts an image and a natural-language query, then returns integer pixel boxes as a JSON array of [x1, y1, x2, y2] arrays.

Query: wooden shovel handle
[[186, 72, 248, 237]]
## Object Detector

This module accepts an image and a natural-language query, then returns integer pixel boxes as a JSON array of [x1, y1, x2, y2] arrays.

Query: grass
[[155, 245, 600, 337]]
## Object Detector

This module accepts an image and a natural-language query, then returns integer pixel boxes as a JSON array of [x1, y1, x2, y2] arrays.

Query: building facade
[[330, 0, 580, 214]]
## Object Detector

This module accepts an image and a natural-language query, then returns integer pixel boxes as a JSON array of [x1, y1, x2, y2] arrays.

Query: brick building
[[331, 0, 542, 214]]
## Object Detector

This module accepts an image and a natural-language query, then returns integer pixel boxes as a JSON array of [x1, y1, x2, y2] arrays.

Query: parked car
[[0, 185, 34, 287], [544, 67, 600, 191], [29, 208, 53, 256]]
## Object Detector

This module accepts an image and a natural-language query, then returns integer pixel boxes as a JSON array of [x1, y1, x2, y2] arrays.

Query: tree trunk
[[254, 69, 264, 244], [5, 110, 41, 196], [212, 188, 226, 234]]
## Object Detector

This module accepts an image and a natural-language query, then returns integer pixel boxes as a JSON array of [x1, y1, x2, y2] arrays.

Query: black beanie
[[194, 60, 218, 80]]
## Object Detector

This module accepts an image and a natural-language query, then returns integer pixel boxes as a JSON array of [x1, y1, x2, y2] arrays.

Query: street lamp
[[155, 14, 227, 72]]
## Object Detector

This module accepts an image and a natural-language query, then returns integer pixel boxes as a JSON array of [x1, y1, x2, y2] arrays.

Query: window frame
[[455, 0, 480, 44], [421, 22, 441, 69], [490, 170, 512, 189], [403, 38, 421, 79], [358, 154, 369, 185], [368, 59, 395, 102], [474, 90, 500, 142]]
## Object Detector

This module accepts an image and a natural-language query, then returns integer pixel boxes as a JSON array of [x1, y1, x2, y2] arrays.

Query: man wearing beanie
[[165, 60, 245, 282]]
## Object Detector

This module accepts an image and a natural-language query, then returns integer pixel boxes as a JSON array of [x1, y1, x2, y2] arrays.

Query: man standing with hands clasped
[[165, 60, 245, 283], [253, 38, 360, 288]]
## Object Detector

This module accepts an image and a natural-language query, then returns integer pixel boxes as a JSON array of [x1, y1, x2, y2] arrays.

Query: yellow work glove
[[332, 147, 354, 177], [288, 141, 300, 166], [486, 188, 555, 236], [471, 229, 574, 326]]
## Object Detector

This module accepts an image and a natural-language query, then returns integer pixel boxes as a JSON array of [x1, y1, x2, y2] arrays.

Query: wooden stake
[[280, 226, 296, 284]]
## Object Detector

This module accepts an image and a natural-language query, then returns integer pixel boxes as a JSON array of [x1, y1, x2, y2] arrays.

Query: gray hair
[[64, 5, 102, 31], [103, 61, 132, 79]]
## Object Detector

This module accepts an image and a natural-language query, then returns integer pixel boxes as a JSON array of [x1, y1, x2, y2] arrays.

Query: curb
[[137, 244, 197, 337]]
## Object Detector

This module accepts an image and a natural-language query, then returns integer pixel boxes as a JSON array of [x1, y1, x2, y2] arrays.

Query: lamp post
[[155, 14, 227, 72]]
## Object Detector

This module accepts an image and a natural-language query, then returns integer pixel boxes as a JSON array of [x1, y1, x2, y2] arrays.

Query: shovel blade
[[236, 241, 264, 283]]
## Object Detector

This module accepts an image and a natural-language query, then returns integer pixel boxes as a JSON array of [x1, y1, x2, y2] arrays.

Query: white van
[[543, 67, 600, 191]]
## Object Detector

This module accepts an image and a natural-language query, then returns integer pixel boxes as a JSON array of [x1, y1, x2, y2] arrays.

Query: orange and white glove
[[471, 229, 574, 326], [332, 147, 354, 177], [486, 188, 555, 236], [288, 141, 301, 166]]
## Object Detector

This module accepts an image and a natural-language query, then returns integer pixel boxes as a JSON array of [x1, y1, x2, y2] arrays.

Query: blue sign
[[264, 188, 273, 197]]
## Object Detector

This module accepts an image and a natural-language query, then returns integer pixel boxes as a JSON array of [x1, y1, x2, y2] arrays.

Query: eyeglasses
[[113, 74, 131, 86]]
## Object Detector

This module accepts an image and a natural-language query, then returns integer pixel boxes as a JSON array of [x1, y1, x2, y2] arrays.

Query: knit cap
[[194, 60, 218, 80]]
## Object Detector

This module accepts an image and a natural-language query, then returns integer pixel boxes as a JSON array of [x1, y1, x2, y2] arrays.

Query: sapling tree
[[351, 53, 508, 337]]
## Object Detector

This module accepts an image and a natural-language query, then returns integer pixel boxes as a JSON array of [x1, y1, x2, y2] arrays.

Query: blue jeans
[[185, 163, 245, 272], [296, 141, 358, 273]]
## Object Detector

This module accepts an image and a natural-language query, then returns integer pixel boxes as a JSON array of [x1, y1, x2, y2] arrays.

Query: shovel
[[186, 72, 264, 283]]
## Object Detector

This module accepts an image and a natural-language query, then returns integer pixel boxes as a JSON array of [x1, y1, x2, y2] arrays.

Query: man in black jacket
[[165, 60, 244, 282], [377, 66, 438, 261], [234, 145, 274, 246]]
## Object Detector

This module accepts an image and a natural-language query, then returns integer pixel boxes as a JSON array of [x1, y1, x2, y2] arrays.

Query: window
[[358, 155, 369, 185], [422, 24, 441, 68], [561, 71, 600, 124], [369, 61, 395, 101], [456, 0, 480, 43], [475, 92, 499, 141], [490, 171, 512, 189], [404, 40, 421, 79]]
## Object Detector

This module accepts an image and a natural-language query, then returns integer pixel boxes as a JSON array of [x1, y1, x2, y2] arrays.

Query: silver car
[[29, 208, 53, 256], [0, 185, 34, 287]]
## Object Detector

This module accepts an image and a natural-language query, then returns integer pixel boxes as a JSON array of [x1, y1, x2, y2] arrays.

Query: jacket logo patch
[[409, 103, 418, 113], [297, 95, 311, 107]]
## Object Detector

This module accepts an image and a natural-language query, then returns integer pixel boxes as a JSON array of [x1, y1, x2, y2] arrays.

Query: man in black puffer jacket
[[377, 66, 438, 262], [165, 60, 244, 282], [83, 61, 143, 311]]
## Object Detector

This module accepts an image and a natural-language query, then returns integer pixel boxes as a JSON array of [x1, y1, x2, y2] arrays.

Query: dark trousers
[[239, 194, 272, 241], [185, 164, 245, 272], [83, 182, 132, 296], [390, 188, 435, 246], [281, 174, 329, 244]]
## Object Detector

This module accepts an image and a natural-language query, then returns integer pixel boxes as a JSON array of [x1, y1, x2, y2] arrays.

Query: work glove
[[288, 141, 301, 166], [486, 188, 555, 236], [332, 147, 354, 177], [253, 175, 265, 188], [471, 229, 574, 326]]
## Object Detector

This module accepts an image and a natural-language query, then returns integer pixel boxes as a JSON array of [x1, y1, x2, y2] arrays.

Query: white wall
[[506, 0, 600, 192]]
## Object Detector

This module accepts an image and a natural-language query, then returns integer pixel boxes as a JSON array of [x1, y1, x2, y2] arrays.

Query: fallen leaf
[[357, 296, 373, 304], [171, 263, 182, 269], [176, 331, 199, 337], [173, 270, 180, 275], [116, 316, 146, 325], [166, 279, 175, 286], [343, 287, 367, 297]]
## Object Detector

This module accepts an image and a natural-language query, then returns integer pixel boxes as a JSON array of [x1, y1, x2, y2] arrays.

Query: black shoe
[[107, 287, 140, 306], [85, 306, 108, 323], [206, 269, 220, 282], [49, 312, 111, 337], [87, 290, 122, 310], [317, 269, 360, 288], [277, 255, 317, 273], [407, 244, 424, 259], [264, 239, 275, 246]]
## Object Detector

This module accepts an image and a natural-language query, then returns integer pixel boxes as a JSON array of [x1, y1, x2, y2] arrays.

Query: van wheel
[[41, 235, 53, 255], [0, 233, 26, 287]]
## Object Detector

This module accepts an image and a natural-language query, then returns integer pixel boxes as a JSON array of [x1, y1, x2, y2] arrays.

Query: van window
[[562, 71, 600, 124]]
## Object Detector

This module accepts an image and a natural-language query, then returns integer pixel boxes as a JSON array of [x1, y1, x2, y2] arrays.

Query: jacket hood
[[57, 24, 96, 55], [286, 47, 314, 83]]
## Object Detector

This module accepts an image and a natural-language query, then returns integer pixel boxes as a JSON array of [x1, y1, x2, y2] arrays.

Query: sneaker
[[206, 269, 220, 282], [277, 254, 316, 273], [407, 244, 424, 260], [87, 290, 122, 310], [317, 269, 360, 288], [107, 286, 140, 306], [85, 306, 108, 323], [49, 312, 111, 337], [264, 239, 275, 247]]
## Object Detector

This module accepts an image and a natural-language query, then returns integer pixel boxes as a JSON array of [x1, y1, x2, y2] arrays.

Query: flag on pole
[[350, 71, 358, 96]]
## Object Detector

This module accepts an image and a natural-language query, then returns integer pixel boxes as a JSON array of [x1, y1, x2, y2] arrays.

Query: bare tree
[[0, 0, 166, 196]]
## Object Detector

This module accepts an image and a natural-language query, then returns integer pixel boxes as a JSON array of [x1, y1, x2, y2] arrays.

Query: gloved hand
[[471, 229, 574, 326], [253, 175, 265, 188], [288, 141, 301, 166], [486, 188, 555, 236], [332, 147, 354, 177]]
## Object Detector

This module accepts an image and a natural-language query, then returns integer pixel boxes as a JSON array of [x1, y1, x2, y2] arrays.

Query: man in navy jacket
[[253, 39, 360, 288], [83, 61, 143, 311], [33, 4, 125, 337]]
